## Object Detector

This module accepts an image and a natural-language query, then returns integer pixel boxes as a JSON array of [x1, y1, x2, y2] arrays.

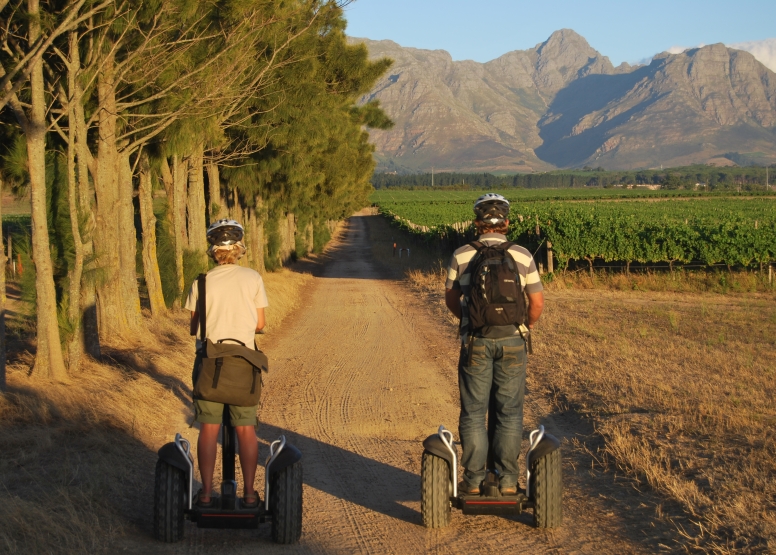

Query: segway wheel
[[153, 459, 186, 542], [270, 460, 303, 544], [531, 448, 562, 528], [420, 451, 452, 528]]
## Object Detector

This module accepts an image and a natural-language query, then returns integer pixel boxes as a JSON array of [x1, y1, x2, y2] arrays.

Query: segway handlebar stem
[[525, 425, 562, 498], [174, 433, 194, 510], [437, 426, 458, 498], [264, 436, 286, 512]]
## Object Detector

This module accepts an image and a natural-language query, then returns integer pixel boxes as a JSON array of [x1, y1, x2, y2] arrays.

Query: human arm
[[256, 307, 265, 332], [526, 291, 544, 329], [190, 312, 198, 336], [445, 288, 462, 320]]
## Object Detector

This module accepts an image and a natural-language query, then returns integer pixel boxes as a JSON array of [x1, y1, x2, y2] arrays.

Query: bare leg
[[235, 426, 258, 496], [198, 423, 221, 499]]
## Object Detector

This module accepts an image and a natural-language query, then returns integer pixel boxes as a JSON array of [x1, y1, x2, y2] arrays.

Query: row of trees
[[371, 165, 776, 190], [0, 0, 392, 387]]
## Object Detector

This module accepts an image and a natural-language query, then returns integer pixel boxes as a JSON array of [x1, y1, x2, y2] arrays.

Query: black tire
[[270, 460, 303, 544], [420, 451, 452, 528], [531, 448, 562, 528], [153, 459, 187, 542]]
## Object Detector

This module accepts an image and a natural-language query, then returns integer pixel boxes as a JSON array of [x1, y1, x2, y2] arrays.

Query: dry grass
[[533, 289, 776, 553], [0, 267, 313, 554], [545, 268, 775, 295]]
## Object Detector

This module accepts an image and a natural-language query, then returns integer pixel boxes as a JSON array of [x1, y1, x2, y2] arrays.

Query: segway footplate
[[456, 492, 531, 516], [190, 499, 265, 529]]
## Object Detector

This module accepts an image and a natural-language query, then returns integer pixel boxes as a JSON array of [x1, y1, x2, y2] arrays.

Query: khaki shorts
[[194, 399, 258, 427]]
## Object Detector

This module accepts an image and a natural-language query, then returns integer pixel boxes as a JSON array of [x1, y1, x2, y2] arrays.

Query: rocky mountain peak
[[356, 31, 776, 172], [532, 28, 615, 96]]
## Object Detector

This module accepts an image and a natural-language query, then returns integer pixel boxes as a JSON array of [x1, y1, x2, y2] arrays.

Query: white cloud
[[728, 38, 776, 72], [633, 39, 776, 72]]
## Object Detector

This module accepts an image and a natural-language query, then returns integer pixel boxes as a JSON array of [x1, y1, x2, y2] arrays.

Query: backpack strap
[[197, 273, 207, 343], [468, 241, 484, 250]]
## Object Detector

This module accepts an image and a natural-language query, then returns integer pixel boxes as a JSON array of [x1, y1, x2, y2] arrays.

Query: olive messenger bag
[[192, 273, 269, 406]]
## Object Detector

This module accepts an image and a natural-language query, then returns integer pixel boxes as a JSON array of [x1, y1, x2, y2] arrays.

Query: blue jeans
[[458, 335, 527, 489]]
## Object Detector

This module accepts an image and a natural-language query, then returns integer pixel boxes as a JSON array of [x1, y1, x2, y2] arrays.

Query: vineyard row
[[377, 202, 776, 270]]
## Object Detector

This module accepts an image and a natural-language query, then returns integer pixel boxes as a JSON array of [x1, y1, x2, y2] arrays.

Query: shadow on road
[[257, 421, 421, 525]]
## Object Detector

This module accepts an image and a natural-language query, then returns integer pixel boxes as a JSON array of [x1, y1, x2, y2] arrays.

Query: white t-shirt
[[185, 264, 269, 349]]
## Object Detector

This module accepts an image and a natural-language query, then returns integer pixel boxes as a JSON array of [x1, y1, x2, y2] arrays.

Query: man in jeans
[[445, 193, 544, 495]]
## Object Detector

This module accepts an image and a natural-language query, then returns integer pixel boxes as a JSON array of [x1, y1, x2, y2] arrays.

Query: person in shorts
[[185, 219, 269, 508], [445, 194, 545, 495]]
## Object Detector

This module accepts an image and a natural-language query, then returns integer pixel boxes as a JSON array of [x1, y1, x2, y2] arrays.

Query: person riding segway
[[420, 193, 562, 528], [188, 219, 267, 510], [153, 219, 303, 543]]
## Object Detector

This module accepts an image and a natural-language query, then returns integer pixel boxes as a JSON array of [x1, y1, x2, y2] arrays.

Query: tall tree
[[13, 0, 67, 379]]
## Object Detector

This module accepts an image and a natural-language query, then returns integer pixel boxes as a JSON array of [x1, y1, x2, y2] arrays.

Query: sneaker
[[500, 485, 518, 495], [459, 481, 480, 495]]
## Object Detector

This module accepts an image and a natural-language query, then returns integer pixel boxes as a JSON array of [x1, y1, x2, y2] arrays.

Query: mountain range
[[354, 30, 776, 172]]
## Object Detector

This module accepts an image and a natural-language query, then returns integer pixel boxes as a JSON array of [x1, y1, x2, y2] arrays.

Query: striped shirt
[[446, 233, 543, 340]]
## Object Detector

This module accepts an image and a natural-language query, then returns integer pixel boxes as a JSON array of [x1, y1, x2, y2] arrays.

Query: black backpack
[[465, 241, 526, 333]]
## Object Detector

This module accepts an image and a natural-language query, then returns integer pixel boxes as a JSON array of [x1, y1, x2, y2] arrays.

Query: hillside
[[354, 30, 776, 172]]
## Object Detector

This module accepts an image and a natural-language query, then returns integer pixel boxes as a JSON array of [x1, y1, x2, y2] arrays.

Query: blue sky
[[343, 0, 776, 66]]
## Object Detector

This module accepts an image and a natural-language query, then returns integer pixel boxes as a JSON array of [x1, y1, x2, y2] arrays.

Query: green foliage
[[182, 249, 208, 305], [375, 191, 776, 269], [312, 219, 331, 253], [219, 1, 393, 228]]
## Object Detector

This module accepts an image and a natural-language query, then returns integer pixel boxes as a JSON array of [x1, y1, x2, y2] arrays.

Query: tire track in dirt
[[116, 212, 657, 554]]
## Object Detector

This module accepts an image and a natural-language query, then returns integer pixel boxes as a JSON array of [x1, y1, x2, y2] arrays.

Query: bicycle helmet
[[473, 193, 510, 224], [206, 219, 244, 246]]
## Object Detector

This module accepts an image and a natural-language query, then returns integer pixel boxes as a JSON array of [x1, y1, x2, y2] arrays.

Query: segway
[[153, 409, 303, 543], [420, 394, 562, 528]]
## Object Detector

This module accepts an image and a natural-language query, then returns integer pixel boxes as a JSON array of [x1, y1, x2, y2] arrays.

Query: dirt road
[[120, 213, 658, 554]]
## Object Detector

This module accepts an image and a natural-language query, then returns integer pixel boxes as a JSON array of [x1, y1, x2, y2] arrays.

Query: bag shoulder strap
[[197, 273, 207, 342]]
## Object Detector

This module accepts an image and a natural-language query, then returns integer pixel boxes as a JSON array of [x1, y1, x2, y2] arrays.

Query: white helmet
[[473, 193, 510, 224], [206, 219, 244, 246]]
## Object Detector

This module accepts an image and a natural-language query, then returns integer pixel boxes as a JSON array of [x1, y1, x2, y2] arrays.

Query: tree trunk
[[28, 0, 67, 380], [586, 257, 594, 277], [246, 208, 265, 274], [173, 156, 189, 251], [138, 152, 166, 316], [93, 50, 128, 340], [65, 51, 85, 371], [117, 153, 142, 328], [171, 155, 187, 302], [305, 221, 314, 256], [0, 177, 6, 392], [186, 144, 207, 272], [206, 162, 223, 221], [161, 158, 183, 306], [71, 41, 100, 358], [278, 212, 295, 265]]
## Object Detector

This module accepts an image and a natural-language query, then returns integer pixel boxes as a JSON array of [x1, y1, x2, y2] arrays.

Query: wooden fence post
[[546, 241, 553, 274]]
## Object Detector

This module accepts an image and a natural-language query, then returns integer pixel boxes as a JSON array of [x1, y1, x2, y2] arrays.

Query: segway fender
[[158, 442, 192, 475], [525, 433, 560, 468], [267, 442, 302, 475], [422, 434, 456, 466]]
